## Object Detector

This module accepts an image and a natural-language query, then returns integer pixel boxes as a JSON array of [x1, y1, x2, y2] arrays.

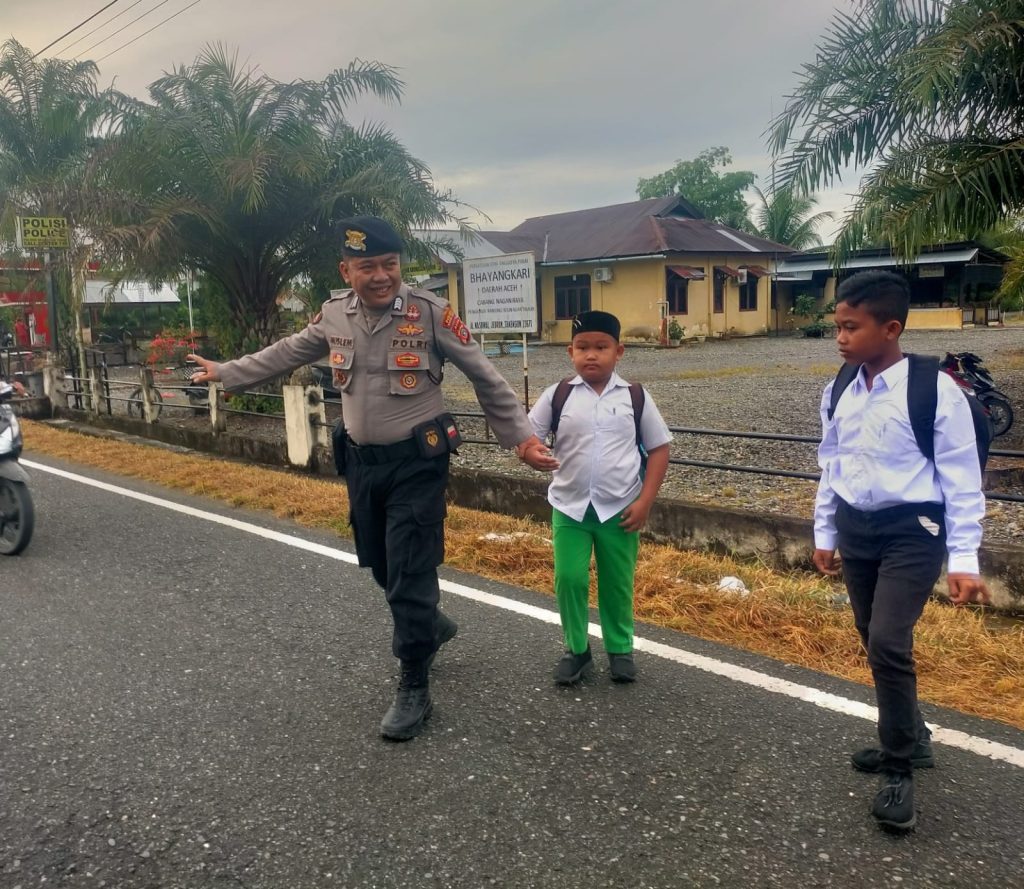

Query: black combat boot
[[426, 611, 459, 669], [380, 661, 432, 741]]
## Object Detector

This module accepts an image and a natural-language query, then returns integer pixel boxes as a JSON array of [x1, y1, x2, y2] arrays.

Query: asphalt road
[[2, 455, 1024, 889]]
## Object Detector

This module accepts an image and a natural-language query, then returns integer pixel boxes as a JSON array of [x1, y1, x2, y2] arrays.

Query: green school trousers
[[552, 505, 639, 655]]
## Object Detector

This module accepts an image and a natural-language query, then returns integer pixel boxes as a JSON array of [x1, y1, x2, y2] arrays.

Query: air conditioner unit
[[594, 267, 613, 283], [736, 269, 748, 285]]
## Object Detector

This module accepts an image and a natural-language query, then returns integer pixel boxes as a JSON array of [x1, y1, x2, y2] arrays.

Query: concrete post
[[87, 366, 103, 415], [310, 385, 330, 449], [208, 383, 227, 434], [140, 367, 160, 423], [42, 363, 65, 407], [282, 384, 315, 467]]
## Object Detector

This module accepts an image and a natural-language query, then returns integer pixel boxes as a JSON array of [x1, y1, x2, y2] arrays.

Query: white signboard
[[462, 251, 537, 334]]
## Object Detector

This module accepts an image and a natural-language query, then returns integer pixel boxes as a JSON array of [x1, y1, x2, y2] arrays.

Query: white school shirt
[[813, 357, 985, 575], [528, 372, 673, 523]]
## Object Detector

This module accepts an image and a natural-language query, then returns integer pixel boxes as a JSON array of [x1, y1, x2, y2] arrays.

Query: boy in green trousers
[[523, 311, 672, 683]]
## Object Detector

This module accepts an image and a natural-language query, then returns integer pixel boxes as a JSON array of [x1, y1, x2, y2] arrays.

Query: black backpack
[[549, 377, 648, 474], [827, 354, 992, 471]]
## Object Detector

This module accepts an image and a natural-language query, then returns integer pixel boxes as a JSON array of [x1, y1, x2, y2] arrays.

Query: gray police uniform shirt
[[217, 283, 533, 448]]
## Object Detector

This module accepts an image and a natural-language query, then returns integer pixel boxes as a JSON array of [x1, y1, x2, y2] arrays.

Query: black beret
[[572, 310, 621, 341], [340, 216, 404, 257]]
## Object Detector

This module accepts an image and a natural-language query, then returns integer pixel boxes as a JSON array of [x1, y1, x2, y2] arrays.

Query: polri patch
[[400, 372, 418, 390]]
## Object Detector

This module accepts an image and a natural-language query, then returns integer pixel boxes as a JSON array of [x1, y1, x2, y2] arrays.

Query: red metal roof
[[667, 265, 706, 279]]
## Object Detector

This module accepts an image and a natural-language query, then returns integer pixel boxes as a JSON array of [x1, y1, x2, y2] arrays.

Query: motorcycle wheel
[[0, 478, 34, 555], [982, 393, 1014, 437]]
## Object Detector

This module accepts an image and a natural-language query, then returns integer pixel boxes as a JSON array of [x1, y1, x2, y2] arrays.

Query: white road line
[[24, 458, 1024, 769]]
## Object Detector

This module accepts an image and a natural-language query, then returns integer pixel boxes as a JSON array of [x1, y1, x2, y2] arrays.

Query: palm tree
[[105, 45, 467, 352], [750, 185, 834, 250], [0, 38, 131, 389], [768, 0, 1024, 277]]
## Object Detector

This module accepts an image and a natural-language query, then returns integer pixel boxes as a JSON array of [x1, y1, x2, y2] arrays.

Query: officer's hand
[[516, 436, 559, 472], [185, 353, 221, 384], [813, 548, 840, 576], [947, 573, 991, 607], [11, 381, 26, 396]]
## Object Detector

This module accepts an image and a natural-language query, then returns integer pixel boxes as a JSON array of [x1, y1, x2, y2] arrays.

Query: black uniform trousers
[[836, 500, 946, 775], [346, 444, 450, 664]]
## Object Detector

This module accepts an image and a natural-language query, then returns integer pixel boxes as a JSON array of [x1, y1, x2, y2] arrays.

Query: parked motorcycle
[[941, 351, 1014, 437], [0, 381, 34, 555]]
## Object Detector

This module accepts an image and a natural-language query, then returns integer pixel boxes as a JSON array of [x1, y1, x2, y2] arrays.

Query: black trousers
[[836, 500, 946, 774], [346, 448, 450, 663]]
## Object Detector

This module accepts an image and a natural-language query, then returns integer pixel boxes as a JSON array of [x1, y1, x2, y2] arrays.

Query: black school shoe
[[851, 736, 935, 773], [608, 652, 637, 683], [554, 647, 593, 685], [871, 773, 916, 831]]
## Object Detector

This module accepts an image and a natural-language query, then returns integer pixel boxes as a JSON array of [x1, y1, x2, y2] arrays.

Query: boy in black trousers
[[812, 271, 989, 831]]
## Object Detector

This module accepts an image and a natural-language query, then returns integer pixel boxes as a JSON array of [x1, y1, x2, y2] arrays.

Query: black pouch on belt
[[412, 417, 449, 458], [331, 420, 349, 475]]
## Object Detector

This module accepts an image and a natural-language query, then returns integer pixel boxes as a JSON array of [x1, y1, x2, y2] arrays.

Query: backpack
[[826, 354, 992, 471], [549, 377, 648, 474]]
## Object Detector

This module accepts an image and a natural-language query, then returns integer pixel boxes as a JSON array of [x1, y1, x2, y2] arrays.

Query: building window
[[739, 276, 758, 312], [555, 274, 591, 319], [666, 274, 688, 315], [713, 271, 725, 313]]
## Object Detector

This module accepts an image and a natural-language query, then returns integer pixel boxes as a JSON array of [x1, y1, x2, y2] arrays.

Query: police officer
[[189, 216, 557, 740]]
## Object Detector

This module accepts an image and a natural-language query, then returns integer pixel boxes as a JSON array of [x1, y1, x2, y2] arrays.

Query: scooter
[[0, 381, 34, 555], [941, 351, 1014, 437]]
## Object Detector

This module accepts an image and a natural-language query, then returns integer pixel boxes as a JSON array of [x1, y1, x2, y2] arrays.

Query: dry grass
[[22, 419, 1024, 730]]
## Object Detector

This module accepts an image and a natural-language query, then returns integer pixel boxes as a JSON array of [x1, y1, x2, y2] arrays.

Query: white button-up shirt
[[529, 372, 673, 523], [814, 358, 985, 574]]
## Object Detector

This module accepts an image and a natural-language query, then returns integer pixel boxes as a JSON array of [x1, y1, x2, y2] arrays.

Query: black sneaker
[[380, 662, 432, 741], [554, 647, 593, 685], [851, 737, 934, 773], [608, 653, 637, 683], [426, 611, 459, 669], [871, 772, 916, 831]]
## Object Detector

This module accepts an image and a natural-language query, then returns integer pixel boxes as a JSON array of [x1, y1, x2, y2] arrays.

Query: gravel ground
[[97, 327, 1024, 543]]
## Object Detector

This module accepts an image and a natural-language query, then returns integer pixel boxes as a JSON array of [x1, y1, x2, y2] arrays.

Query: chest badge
[[400, 372, 418, 390], [397, 323, 423, 336], [405, 304, 421, 322], [395, 352, 420, 368]]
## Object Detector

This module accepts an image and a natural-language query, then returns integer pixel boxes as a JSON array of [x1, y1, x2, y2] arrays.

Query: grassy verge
[[22, 419, 1024, 730]]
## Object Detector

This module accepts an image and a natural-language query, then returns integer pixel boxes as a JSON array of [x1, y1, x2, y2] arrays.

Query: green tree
[[769, 0, 1024, 290], [105, 45, 467, 351], [750, 185, 834, 250], [637, 146, 755, 230], [0, 38, 131, 381]]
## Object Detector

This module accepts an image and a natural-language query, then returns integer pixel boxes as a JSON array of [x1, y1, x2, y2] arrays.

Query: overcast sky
[[5, 0, 856, 237]]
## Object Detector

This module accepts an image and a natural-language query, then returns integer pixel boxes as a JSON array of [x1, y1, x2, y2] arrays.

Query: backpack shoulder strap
[[906, 353, 940, 463], [629, 383, 646, 447], [549, 378, 573, 436], [827, 362, 860, 421]]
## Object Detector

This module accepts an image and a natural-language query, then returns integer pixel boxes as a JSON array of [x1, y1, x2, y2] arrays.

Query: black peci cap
[[340, 216, 404, 258], [572, 310, 621, 341]]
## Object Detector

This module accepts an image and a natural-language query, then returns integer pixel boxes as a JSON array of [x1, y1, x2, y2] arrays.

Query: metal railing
[[51, 373, 1024, 504]]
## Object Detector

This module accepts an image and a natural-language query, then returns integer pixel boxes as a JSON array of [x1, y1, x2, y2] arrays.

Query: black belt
[[348, 437, 420, 465]]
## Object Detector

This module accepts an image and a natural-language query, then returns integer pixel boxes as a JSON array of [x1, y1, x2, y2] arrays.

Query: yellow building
[[434, 196, 793, 342]]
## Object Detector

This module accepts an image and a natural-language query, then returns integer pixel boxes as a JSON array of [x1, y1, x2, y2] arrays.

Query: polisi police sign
[[15, 216, 69, 249]]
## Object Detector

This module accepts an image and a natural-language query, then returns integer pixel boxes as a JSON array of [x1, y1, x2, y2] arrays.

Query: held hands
[[185, 353, 221, 384], [947, 573, 991, 607], [516, 435, 559, 472], [813, 548, 841, 576]]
